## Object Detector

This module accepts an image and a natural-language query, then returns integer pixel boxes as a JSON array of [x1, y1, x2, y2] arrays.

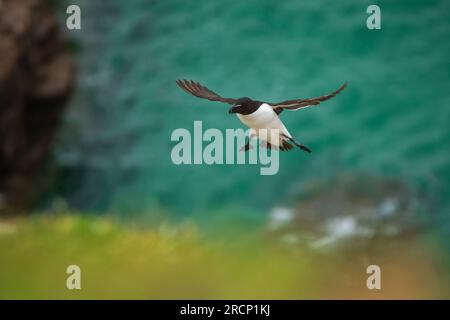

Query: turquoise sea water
[[54, 0, 450, 230]]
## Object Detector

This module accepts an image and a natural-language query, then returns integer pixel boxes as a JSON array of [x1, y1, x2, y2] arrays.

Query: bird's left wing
[[270, 82, 347, 114], [176, 79, 237, 104]]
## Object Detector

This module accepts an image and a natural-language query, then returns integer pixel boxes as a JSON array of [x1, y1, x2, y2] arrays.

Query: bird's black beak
[[228, 105, 238, 114]]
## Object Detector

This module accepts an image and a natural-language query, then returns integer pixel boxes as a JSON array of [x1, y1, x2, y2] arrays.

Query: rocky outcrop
[[266, 174, 433, 252], [0, 0, 74, 212]]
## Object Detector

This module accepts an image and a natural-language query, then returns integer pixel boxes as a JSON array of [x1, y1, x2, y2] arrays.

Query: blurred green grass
[[0, 214, 448, 299], [0, 214, 319, 299]]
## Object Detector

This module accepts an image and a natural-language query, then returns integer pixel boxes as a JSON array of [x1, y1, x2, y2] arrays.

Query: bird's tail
[[282, 134, 312, 153]]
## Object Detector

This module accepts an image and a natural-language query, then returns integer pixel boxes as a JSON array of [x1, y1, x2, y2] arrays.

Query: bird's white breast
[[237, 103, 292, 144], [237, 103, 276, 128]]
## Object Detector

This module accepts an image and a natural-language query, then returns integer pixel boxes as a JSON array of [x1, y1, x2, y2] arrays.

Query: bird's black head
[[228, 97, 261, 115]]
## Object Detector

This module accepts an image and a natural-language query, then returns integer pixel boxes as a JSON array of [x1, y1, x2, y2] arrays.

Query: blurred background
[[0, 0, 449, 299]]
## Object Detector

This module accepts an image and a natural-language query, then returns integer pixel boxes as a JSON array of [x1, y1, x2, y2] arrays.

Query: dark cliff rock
[[0, 0, 74, 212]]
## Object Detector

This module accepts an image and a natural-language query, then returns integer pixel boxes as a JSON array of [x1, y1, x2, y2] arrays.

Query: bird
[[176, 79, 347, 153]]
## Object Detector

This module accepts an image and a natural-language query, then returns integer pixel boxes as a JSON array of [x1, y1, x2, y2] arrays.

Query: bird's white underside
[[237, 103, 292, 147]]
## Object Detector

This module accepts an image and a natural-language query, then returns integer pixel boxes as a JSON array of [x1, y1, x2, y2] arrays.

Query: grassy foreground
[[0, 214, 448, 299]]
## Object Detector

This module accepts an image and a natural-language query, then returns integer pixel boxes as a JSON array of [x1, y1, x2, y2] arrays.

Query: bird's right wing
[[176, 79, 237, 104], [270, 82, 347, 114]]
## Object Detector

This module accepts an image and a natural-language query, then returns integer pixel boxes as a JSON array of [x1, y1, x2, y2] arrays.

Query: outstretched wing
[[176, 79, 237, 104], [270, 82, 347, 114]]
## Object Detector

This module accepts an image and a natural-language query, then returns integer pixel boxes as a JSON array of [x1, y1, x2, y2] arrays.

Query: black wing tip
[[338, 81, 348, 91], [175, 79, 186, 88], [326, 81, 347, 99], [176, 79, 200, 95], [176, 79, 204, 92], [176, 79, 195, 85]]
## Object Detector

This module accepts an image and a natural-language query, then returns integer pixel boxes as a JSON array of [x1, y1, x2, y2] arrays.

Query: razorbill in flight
[[176, 79, 347, 153]]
